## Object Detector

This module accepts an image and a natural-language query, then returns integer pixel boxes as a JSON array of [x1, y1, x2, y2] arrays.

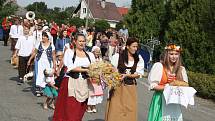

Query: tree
[[68, 17, 85, 27], [26, 2, 47, 13], [0, 0, 18, 23], [166, 0, 215, 74], [124, 0, 166, 43], [94, 20, 110, 32], [126, 0, 215, 74]]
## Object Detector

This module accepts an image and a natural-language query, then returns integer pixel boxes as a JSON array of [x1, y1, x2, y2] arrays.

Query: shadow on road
[[9, 76, 19, 82], [5, 59, 10, 63], [22, 86, 32, 92], [48, 116, 52, 121]]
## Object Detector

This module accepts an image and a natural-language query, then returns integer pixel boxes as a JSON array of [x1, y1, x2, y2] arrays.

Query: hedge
[[188, 71, 215, 101]]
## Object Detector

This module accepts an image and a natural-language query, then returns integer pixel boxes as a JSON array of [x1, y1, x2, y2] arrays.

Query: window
[[83, 8, 87, 13]]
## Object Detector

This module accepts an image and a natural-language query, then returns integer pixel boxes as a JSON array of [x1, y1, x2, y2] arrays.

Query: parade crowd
[[1, 16, 194, 121]]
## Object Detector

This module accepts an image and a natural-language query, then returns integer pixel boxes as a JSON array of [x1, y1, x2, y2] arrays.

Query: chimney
[[101, 0, 106, 9]]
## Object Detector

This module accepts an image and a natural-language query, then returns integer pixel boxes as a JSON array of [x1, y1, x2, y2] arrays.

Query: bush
[[188, 71, 215, 100]]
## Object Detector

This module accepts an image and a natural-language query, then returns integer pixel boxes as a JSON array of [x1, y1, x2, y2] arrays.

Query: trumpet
[[26, 11, 35, 21]]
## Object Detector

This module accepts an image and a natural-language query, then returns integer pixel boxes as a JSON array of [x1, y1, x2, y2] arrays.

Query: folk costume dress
[[147, 62, 188, 121], [34, 42, 55, 88], [53, 49, 95, 121], [105, 53, 144, 121]]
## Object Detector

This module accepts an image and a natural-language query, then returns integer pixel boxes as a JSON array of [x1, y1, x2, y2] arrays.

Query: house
[[73, 0, 123, 28]]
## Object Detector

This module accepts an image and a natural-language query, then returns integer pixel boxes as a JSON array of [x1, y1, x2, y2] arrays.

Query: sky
[[17, 0, 132, 8]]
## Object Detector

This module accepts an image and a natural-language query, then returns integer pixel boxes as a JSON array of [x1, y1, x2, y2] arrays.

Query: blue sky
[[17, 0, 132, 8]]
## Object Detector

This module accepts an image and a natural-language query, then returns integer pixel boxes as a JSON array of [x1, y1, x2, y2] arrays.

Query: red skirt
[[52, 77, 87, 121]]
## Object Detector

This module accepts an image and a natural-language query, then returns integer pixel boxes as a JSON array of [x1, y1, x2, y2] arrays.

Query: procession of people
[[1, 15, 196, 121]]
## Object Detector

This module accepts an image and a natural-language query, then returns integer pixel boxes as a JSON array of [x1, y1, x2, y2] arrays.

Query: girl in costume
[[147, 44, 188, 121], [43, 68, 58, 110], [87, 46, 104, 113], [105, 37, 145, 121]]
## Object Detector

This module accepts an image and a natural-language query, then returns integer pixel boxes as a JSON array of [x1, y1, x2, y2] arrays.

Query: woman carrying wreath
[[105, 37, 145, 121], [52, 33, 95, 121], [147, 44, 189, 121]]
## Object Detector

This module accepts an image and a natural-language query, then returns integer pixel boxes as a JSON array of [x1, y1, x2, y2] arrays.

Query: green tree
[[125, 0, 166, 43], [26, 2, 47, 13], [0, 0, 18, 23], [166, 0, 215, 74], [68, 17, 85, 27], [126, 0, 215, 74], [94, 20, 110, 32]]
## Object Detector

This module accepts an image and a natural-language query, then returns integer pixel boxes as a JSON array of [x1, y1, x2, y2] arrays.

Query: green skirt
[[147, 91, 163, 121], [43, 85, 58, 98], [148, 91, 183, 121]]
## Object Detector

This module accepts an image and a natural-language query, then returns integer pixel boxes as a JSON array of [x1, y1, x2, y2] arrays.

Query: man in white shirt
[[14, 27, 34, 83], [32, 22, 43, 47], [9, 18, 23, 56]]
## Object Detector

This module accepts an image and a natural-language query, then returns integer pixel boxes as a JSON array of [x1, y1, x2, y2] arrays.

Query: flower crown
[[165, 44, 182, 51]]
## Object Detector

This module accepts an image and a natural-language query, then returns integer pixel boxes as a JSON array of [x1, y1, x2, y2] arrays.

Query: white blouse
[[148, 62, 188, 90], [111, 53, 145, 76], [64, 49, 96, 72]]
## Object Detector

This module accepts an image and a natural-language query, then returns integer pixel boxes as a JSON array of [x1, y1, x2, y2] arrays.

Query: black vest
[[117, 54, 138, 85], [67, 50, 91, 79]]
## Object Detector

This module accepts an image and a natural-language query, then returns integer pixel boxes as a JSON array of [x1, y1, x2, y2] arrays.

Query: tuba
[[26, 11, 35, 20]]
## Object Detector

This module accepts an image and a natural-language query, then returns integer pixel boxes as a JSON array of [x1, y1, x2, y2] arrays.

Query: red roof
[[117, 7, 129, 16], [88, 0, 122, 22]]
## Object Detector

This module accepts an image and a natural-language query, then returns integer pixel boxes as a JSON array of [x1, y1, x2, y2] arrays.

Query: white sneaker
[[86, 109, 93, 113], [92, 108, 97, 113], [36, 93, 41, 97]]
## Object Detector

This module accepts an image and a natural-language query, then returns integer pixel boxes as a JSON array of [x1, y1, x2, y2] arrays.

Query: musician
[[32, 22, 43, 47]]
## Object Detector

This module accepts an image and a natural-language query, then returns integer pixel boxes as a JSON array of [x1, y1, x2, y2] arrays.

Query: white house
[[73, 0, 123, 28]]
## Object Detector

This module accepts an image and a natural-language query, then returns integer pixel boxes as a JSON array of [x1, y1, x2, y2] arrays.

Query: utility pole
[[85, 0, 89, 28]]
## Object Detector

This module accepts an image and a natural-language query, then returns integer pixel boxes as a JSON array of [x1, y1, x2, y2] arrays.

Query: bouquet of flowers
[[88, 61, 122, 89]]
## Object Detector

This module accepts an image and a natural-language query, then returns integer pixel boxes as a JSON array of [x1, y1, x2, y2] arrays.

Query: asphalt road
[[0, 42, 215, 121]]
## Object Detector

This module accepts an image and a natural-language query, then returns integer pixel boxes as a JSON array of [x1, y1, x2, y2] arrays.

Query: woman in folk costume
[[147, 44, 189, 121], [105, 37, 145, 121], [53, 33, 96, 121], [27, 32, 56, 97]]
